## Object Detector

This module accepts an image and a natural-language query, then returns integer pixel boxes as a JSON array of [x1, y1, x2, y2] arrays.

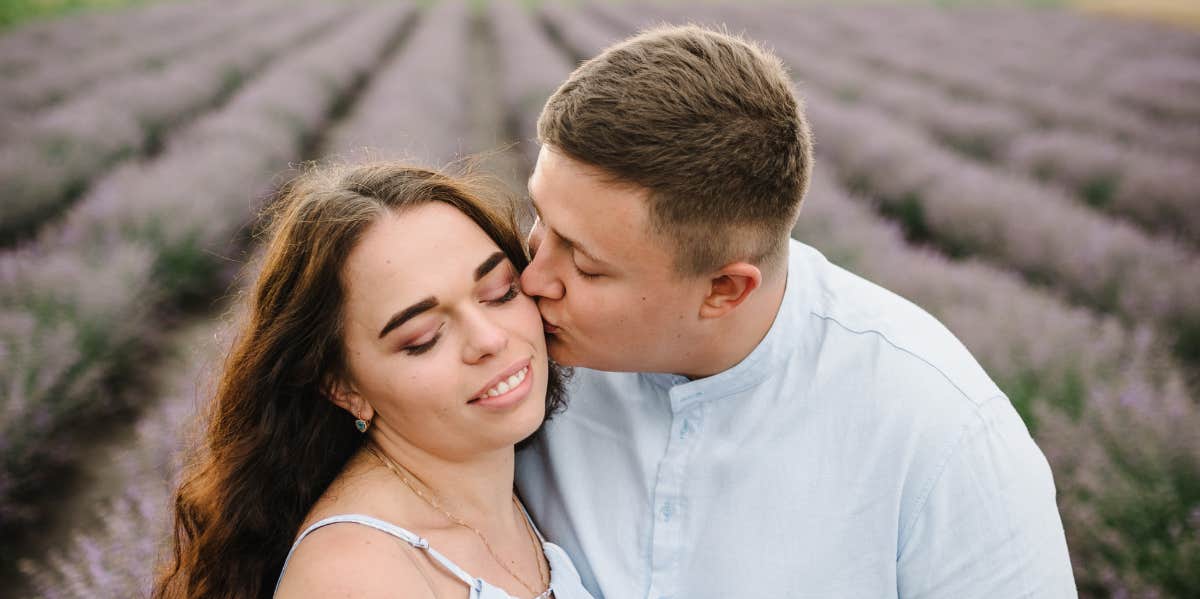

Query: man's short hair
[[538, 24, 813, 277]]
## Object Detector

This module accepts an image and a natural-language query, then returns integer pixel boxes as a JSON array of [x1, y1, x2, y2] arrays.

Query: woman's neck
[[365, 431, 518, 528]]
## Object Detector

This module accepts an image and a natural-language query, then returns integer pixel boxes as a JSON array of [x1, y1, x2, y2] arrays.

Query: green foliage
[[0, 0, 167, 30], [1001, 367, 1085, 434], [1080, 174, 1117, 209]]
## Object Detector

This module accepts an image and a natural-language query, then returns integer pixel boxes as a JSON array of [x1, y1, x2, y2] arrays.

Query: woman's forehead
[[343, 204, 505, 307]]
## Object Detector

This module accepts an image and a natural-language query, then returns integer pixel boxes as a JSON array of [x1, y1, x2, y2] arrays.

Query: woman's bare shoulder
[[273, 520, 436, 598]]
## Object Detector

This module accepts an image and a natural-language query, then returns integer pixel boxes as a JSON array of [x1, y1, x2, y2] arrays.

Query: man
[[516, 25, 1076, 598]]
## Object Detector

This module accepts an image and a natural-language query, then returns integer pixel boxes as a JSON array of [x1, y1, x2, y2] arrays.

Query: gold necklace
[[366, 443, 551, 598]]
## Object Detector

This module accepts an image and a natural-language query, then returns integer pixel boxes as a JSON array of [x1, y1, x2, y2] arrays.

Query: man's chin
[[546, 337, 581, 367]]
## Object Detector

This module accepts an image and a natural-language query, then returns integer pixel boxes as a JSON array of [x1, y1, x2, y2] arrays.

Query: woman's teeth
[[478, 366, 528, 400]]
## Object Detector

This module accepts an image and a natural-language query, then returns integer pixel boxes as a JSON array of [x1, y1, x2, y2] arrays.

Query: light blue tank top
[[273, 512, 595, 599]]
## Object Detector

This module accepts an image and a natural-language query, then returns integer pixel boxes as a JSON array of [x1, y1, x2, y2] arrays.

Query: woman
[[153, 162, 594, 599]]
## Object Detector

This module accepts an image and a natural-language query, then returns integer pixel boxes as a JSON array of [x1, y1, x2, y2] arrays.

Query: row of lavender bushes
[[0, 1, 415, 537], [15, 2, 477, 593], [490, 0, 574, 170], [0, 0, 214, 78], [811, 5, 1200, 125], [552, 3, 1198, 596], [0, 0, 285, 120], [798, 5, 1200, 163], [797, 87, 1200, 363], [17, 322, 225, 598], [0, 1, 347, 246], [322, 0, 470, 165], [702, 10, 1200, 248]]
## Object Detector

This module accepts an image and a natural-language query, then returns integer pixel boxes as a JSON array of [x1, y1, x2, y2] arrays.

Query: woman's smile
[[469, 358, 533, 409]]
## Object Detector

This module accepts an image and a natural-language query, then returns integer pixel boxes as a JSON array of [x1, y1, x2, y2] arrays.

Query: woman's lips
[[468, 364, 533, 410]]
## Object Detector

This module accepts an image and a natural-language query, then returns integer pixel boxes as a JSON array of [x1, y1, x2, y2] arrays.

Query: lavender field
[[2, 0, 1198, 597]]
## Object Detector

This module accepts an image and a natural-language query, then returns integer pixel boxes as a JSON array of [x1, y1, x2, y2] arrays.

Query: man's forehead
[[527, 185, 605, 265], [529, 147, 669, 268]]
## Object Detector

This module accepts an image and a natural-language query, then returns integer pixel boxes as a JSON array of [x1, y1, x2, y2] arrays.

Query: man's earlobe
[[699, 262, 762, 319]]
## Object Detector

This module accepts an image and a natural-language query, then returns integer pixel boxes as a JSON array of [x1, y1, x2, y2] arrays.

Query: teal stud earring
[[355, 418, 369, 433]]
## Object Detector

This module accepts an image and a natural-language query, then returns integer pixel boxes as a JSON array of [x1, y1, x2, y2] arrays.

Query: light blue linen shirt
[[516, 238, 1076, 598]]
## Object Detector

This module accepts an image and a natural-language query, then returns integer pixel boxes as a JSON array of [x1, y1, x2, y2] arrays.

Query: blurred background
[[1, 0, 1198, 597]]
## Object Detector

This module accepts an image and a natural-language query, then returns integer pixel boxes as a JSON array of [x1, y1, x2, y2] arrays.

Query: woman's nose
[[462, 307, 509, 363]]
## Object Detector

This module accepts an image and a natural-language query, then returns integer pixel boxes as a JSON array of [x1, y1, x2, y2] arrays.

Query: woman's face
[[337, 202, 549, 460]]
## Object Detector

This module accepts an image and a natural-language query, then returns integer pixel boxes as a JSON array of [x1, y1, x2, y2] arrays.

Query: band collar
[[647, 240, 819, 412]]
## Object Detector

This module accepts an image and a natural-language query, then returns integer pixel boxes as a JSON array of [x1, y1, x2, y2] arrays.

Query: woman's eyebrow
[[378, 297, 438, 339], [378, 252, 506, 340], [474, 251, 506, 281]]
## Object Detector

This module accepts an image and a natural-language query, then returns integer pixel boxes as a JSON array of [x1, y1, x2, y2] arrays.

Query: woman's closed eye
[[402, 281, 518, 356], [403, 325, 442, 356], [486, 280, 520, 304]]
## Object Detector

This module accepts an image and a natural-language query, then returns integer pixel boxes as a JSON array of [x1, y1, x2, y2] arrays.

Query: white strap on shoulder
[[273, 514, 479, 596]]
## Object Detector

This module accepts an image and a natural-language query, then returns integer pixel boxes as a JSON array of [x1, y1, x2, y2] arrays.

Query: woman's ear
[[326, 376, 373, 422]]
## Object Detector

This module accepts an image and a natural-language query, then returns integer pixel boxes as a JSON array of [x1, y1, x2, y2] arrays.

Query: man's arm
[[897, 396, 1077, 598]]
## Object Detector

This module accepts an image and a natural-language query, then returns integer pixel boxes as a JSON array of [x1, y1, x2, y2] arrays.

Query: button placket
[[648, 389, 704, 599]]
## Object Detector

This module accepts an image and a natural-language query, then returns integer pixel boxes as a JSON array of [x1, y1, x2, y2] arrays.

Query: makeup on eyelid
[[398, 279, 520, 355]]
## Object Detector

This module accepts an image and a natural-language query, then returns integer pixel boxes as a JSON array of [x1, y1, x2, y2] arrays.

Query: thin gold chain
[[366, 443, 551, 598], [517, 500, 551, 595]]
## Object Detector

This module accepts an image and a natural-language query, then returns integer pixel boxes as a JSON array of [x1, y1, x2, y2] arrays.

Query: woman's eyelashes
[[403, 327, 441, 356], [401, 280, 519, 356], [488, 280, 520, 304]]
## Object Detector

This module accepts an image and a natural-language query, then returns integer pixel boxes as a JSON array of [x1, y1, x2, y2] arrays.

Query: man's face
[[522, 146, 707, 373]]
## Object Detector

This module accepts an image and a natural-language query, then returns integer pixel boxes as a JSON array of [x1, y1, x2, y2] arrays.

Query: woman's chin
[[468, 385, 549, 450]]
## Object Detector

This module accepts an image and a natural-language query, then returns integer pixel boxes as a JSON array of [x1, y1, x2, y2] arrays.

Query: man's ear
[[699, 262, 762, 319], [326, 376, 373, 422]]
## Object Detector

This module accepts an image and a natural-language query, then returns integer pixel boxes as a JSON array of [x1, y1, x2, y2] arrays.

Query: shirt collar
[[650, 239, 819, 411]]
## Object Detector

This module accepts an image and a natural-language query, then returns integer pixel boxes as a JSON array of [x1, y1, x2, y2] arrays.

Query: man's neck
[[678, 271, 788, 380]]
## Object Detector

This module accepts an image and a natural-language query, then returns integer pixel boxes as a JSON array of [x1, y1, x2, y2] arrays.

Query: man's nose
[[521, 222, 565, 300], [521, 253, 565, 301]]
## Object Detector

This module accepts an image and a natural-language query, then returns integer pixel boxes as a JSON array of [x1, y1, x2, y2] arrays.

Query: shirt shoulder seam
[[809, 311, 990, 405]]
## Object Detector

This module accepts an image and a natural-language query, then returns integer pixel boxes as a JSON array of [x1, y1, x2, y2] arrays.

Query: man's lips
[[542, 318, 561, 334]]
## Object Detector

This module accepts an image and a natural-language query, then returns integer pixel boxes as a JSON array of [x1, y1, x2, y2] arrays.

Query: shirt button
[[660, 502, 674, 522], [679, 419, 692, 439]]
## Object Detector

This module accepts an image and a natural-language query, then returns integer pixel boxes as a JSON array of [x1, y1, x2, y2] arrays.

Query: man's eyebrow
[[474, 251, 506, 281], [378, 297, 438, 339], [526, 184, 605, 265]]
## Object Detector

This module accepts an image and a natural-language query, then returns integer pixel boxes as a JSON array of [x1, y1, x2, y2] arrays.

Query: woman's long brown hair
[[153, 162, 567, 599]]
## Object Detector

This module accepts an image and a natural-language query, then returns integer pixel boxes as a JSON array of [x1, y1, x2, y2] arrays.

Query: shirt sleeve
[[896, 396, 1077, 598]]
